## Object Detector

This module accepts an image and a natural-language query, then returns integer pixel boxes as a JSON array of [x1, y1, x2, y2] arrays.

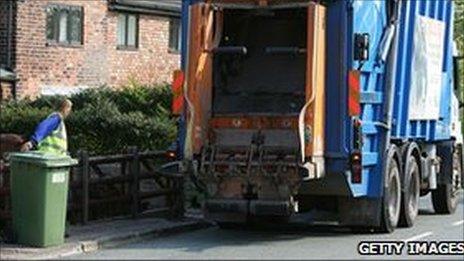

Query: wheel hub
[[388, 170, 400, 225], [407, 169, 419, 220]]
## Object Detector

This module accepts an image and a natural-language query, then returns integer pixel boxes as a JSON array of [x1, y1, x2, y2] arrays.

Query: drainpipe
[[7, 0, 17, 100], [6, 0, 13, 69]]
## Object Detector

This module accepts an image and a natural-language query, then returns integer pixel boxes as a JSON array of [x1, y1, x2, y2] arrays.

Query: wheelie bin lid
[[9, 152, 78, 168]]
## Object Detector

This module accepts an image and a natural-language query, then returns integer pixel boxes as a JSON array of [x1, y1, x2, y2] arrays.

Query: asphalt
[[0, 217, 208, 260], [67, 195, 464, 260]]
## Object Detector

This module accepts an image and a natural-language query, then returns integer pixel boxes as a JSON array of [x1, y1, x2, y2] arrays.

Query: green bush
[[0, 101, 52, 137], [0, 84, 176, 155], [68, 83, 172, 117]]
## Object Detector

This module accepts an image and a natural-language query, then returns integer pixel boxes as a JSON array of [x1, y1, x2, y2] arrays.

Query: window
[[46, 4, 83, 45], [117, 14, 138, 49], [169, 18, 181, 52]]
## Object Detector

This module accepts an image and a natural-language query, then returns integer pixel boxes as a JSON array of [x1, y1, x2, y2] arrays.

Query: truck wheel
[[380, 157, 401, 233], [399, 157, 420, 227], [432, 150, 461, 214]]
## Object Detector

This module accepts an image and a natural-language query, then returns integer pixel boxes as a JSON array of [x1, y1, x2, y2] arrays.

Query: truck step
[[360, 91, 383, 104], [362, 152, 379, 166]]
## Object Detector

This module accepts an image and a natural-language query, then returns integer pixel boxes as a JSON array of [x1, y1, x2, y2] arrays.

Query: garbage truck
[[169, 0, 464, 233]]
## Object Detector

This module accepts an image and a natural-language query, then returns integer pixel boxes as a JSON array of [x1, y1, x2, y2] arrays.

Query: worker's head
[[58, 98, 73, 118]]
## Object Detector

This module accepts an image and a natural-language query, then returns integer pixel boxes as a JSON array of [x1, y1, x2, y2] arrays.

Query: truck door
[[299, 3, 327, 179], [184, 3, 221, 159]]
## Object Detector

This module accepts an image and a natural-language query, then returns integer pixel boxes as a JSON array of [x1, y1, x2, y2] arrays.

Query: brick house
[[0, 0, 182, 98]]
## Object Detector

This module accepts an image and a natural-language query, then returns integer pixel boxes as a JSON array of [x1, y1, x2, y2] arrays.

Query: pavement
[[66, 195, 464, 260], [0, 211, 210, 260]]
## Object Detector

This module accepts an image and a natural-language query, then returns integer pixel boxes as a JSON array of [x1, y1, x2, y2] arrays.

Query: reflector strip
[[171, 70, 185, 115], [348, 70, 361, 116]]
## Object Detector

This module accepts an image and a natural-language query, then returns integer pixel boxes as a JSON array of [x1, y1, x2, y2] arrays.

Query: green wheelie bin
[[9, 152, 78, 247]]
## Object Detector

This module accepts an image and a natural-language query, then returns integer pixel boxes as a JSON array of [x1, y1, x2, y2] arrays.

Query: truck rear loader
[[169, 0, 464, 233]]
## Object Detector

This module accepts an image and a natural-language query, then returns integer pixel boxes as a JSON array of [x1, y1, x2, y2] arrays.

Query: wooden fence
[[0, 147, 184, 226]]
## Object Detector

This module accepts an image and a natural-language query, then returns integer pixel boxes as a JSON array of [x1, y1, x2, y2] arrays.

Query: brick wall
[[12, 0, 180, 98]]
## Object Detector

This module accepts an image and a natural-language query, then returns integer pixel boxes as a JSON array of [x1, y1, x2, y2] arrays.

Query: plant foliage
[[0, 84, 176, 155]]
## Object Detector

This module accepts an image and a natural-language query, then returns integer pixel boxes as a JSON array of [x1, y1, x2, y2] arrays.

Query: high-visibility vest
[[37, 112, 68, 155]]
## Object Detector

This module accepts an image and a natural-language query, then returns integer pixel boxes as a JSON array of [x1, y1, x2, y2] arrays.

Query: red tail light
[[350, 151, 362, 184]]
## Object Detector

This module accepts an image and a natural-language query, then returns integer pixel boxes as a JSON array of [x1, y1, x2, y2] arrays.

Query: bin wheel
[[399, 156, 420, 227], [380, 155, 401, 233], [432, 150, 461, 214]]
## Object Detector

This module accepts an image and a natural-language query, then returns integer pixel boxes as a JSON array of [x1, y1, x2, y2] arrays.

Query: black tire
[[380, 157, 401, 233], [432, 150, 461, 214], [399, 157, 420, 227]]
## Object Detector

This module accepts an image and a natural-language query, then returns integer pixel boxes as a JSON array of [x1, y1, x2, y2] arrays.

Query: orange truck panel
[[186, 3, 215, 156], [304, 3, 326, 159]]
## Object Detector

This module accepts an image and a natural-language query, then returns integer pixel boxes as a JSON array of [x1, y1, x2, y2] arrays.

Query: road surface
[[67, 195, 463, 260]]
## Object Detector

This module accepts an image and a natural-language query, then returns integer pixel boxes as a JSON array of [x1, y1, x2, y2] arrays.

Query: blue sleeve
[[30, 114, 62, 145]]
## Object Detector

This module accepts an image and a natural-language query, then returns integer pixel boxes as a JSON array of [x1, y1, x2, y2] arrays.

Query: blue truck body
[[322, 0, 456, 198], [176, 0, 463, 231]]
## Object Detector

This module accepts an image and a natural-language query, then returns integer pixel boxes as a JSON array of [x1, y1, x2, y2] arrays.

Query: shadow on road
[[110, 196, 463, 255], [122, 225, 352, 253], [419, 195, 464, 215]]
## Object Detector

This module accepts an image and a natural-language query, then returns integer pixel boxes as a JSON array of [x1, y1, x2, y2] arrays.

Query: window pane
[[127, 15, 137, 46], [117, 14, 126, 46], [46, 7, 58, 41], [69, 9, 82, 43], [169, 19, 181, 51], [58, 11, 68, 43], [45, 5, 83, 45], [177, 20, 182, 51]]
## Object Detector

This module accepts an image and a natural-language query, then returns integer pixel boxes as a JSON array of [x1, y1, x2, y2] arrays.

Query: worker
[[20, 98, 73, 238], [20, 98, 72, 155]]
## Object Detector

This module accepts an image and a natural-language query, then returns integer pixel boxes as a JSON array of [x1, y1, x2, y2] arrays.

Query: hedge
[[0, 84, 176, 155]]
